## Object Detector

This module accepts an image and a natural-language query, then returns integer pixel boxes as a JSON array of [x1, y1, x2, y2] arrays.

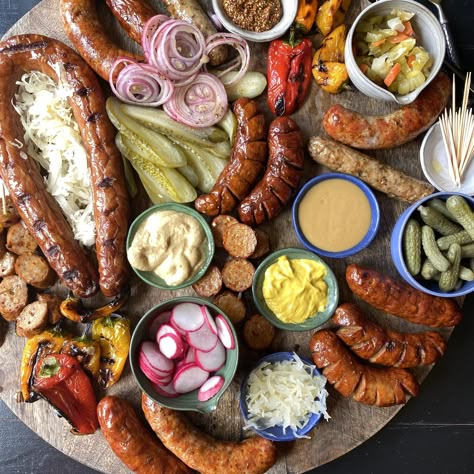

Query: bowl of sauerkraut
[[346, 0, 445, 104]]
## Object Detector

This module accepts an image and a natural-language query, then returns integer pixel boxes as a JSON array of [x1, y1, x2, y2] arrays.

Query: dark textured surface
[[1, 1, 474, 473]]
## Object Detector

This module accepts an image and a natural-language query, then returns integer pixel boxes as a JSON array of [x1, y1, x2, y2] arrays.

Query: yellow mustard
[[262, 256, 328, 324]]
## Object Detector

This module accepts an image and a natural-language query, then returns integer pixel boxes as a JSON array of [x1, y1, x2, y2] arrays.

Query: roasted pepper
[[61, 336, 101, 380], [32, 353, 98, 435], [267, 35, 313, 116], [91, 315, 130, 388], [294, 0, 319, 34], [316, 0, 352, 37]]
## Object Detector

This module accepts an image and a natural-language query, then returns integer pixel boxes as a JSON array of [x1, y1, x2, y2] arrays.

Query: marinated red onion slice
[[141, 14, 169, 60]]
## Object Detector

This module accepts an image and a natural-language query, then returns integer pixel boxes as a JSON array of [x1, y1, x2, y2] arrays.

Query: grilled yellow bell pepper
[[294, 0, 319, 34], [316, 0, 352, 36], [61, 337, 101, 380]]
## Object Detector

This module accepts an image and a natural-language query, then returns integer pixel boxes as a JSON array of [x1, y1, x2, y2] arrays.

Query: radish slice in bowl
[[187, 322, 219, 352], [148, 310, 171, 338], [159, 333, 186, 360], [215, 314, 236, 349], [195, 340, 226, 372], [198, 375, 225, 402], [173, 364, 209, 393], [171, 302, 205, 332]]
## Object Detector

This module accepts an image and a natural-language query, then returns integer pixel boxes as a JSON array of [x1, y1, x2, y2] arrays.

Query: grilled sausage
[[238, 117, 305, 225], [333, 303, 446, 368], [0, 196, 20, 230], [37, 293, 63, 325], [142, 394, 277, 474], [0, 275, 28, 321], [6, 221, 38, 255], [16, 301, 49, 338], [0, 251, 16, 277], [195, 98, 267, 216], [322, 73, 451, 149], [346, 264, 462, 327], [97, 396, 191, 474], [310, 330, 419, 406], [308, 137, 435, 203], [0, 35, 130, 297], [15, 253, 57, 289]]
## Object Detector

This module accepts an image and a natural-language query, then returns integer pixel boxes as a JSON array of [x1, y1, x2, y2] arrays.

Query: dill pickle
[[461, 243, 474, 258], [420, 259, 440, 280], [439, 243, 462, 292], [459, 266, 474, 281], [436, 230, 473, 250], [403, 219, 421, 276], [421, 225, 450, 272], [417, 205, 462, 236], [446, 195, 474, 240], [427, 198, 457, 221]]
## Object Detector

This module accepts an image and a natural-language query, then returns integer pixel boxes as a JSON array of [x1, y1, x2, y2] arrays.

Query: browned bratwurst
[[322, 73, 451, 149], [238, 116, 305, 225], [97, 396, 191, 474], [333, 303, 446, 368], [142, 394, 277, 474], [346, 264, 462, 328], [0, 35, 130, 297], [195, 98, 268, 216], [310, 330, 419, 406]]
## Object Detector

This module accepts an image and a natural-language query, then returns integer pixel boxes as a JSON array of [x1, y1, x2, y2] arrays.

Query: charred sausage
[[238, 116, 305, 225], [195, 98, 267, 216], [6, 221, 38, 255], [16, 301, 49, 338], [142, 394, 277, 474], [15, 253, 57, 289], [333, 303, 446, 368], [310, 330, 419, 406], [322, 73, 451, 149], [0, 35, 130, 297], [0, 275, 28, 321], [97, 396, 191, 474]]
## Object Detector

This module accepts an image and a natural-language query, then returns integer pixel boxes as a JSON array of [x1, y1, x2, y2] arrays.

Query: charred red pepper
[[32, 353, 98, 435], [267, 36, 313, 116]]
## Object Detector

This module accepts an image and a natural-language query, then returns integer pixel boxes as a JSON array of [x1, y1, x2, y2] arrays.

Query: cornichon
[[403, 219, 421, 276], [420, 259, 441, 280], [446, 195, 474, 240], [421, 225, 450, 272], [459, 266, 474, 281], [437, 230, 473, 250], [461, 243, 474, 258], [439, 243, 462, 292], [427, 198, 457, 221], [417, 205, 462, 236]]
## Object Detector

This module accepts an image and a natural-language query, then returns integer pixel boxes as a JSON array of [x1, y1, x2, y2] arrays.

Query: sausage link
[[195, 98, 267, 216], [97, 396, 192, 474], [333, 303, 446, 368], [346, 264, 462, 328], [142, 394, 277, 474], [0, 35, 130, 297], [238, 117, 304, 225], [60, 0, 143, 80], [310, 330, 419, 407], [322, 73, 451, 149]]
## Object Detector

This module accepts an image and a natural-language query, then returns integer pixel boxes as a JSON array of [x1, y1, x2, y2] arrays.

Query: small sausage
[[0, 196, 20, 229], [192, 265, 223, 297], [308, 137, 435, 203], [195, 98, 268, 217], [0, 251, 16, 277], [250, 229, 270, 259], [15, 253, 57, 289], [6, 222, 38, 255], [223, 223, 257, 258], [310, 330, 419, 407], [333, 303, 446, 368], [322, 73, 451, 149], [346, 264, 462, 327], [243, 314, 276, 351], [142, 394, 277, 474], [15, 301, 49, 338], [211, 215, 238, 248], [0, 275, 28, 321], [37, 293, 62, 325], [222, 258, 255, 292], [98, 396, 192, 474], [213, 291, 246, 324], [238, 117, 305, 226]]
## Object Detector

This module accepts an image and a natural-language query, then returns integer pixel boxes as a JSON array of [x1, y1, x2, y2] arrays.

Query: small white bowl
[[420, 122, 474, 196], [211, 0, 297, 43], [345, 0, 445, 105]]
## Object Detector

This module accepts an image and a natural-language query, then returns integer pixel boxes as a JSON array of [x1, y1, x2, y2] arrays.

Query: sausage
[[238, 117, 305, 226], [97, 396, 192, 474], [192, 264, 223, 297], [37, 293, 63, 325], [142, 394, 277, 474], [223, 223, 257, 258], [0, 251, 16, 277], [16, 301, 49, 338], [0, 35, 130, 297], [310, 330, 419, 406], [6, 221, 38, 255], [60, 0, 143, 80], [0, 196, 20, 229], [213, 291, 246, 324], [194, 98, 268, 216], [346, 264, 462, 328], [308, 137, 435, 203], [250, 229, 270, 259], [211, 215, 238, 248], [322, 73, 451, 149], [15, 253, 57, 289], [0, 275, 28, 321], [333, 303, 446, 368], [243, 314, 276, 351], [222, 258, 255, 292]]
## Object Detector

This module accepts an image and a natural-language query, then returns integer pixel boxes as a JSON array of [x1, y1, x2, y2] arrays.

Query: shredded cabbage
[[244, 353, 330, 439], [13, 70, 95, 247]]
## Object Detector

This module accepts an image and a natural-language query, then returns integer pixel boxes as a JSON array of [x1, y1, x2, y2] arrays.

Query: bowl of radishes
[[130, 296, 239, 413]]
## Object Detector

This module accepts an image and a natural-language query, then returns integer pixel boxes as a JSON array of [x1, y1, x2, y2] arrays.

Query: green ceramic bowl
[[252, 248, 339, 331], [126, 203, 214, 290], [130, 296, 239, 413]]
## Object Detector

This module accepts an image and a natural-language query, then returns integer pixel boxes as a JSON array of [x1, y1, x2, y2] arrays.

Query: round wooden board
[[0, 1, 456, 473]]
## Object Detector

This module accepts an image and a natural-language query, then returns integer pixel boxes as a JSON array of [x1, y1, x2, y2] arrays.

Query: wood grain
[[0, 1, 456, 473]]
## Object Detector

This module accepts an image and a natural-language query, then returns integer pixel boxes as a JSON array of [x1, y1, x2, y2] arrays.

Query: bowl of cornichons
[[391, 192, 474, 297]]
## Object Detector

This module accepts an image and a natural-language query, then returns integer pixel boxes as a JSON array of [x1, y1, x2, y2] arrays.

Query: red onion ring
[[141, 14, 170, 60]]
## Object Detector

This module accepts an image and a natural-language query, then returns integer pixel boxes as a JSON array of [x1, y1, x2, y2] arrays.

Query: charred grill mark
[[46, 245, 60, 257], [76, 87, 92, 97], [0, 40, 48, 54], [63, 269, 78, 280], [87, 112, 101, 123], [98, 177, 115, 188], [33, 220, 46, 233]]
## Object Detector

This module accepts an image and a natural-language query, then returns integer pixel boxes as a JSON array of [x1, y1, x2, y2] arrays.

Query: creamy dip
[[127, 210, 205, 286]]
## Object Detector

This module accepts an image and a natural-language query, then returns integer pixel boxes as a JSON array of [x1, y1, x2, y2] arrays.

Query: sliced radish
[[173, 364, 209, 394], [139, 357, 173, 384], [151, 372, 173, 386], [140, 341, 174, 373], [215, 314, 235, 349], [187, 322, 218, 352], [171, 302, 205, 333], [152, 381, 180, 398], [184, 347, 196, 364], [197, 375, 225, 402], [159, 333, 186, 360], [156, 323, 181, 343], [195, 340, 226, 372], [201, 305, 217, 334], [148, 310, 171, 338]]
